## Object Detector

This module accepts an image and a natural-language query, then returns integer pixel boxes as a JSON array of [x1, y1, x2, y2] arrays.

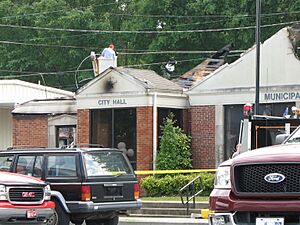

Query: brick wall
[[77, 109, 90, 144], [189, 106, 215, 168], [136, 107, 153, 171], [13, 114, 48, 147], [182, 109, 190, 134]]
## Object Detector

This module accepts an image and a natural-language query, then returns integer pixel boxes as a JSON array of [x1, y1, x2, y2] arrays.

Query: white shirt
[[101, 47, 116, 59]]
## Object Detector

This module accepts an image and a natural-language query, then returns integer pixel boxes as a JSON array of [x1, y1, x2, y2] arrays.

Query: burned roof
[[174, 58, 225, 89], [174, 44, 233, 89]]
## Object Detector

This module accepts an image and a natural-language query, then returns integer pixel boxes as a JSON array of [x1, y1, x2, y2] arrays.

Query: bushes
[[143, 114, 214, 198], [156, 113, 192, 170], [141, 173, 214, 197]]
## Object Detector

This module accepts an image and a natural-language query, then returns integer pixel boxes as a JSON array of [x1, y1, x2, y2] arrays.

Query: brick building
[[13, 67, 187, 171], [11, 26, 300, 170], [0, 80, 73, 149], [187, 27, 300, 166]]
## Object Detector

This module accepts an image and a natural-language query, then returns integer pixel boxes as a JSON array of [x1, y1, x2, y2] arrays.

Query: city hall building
[[11, 26, 300, 170]]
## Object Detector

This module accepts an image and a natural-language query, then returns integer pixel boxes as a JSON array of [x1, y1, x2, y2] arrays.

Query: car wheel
[[52, 200, 70, 225], [86, 215, 119, 225], [85, 220, 99, 225], [103, 215, 119, 225], [46, 209, 58, 225]]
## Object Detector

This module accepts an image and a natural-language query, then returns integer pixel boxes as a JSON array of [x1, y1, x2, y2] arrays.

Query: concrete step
[[128, 201, 209, 218], [140, 201, 208, 209], [131, 207, 201, 216], [119, 216, 208, 225]]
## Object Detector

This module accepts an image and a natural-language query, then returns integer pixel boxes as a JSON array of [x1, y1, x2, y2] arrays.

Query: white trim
[[0, 80, 74, 97], [152, 93, 157, 170], [77, 92, 188, 109], [188, 85, 300, 105]]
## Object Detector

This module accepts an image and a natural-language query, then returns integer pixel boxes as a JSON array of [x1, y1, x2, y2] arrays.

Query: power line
[[0, 51, 246, 82], [0, 20, 297, 34], [109, 10, 300, 19], [0, 40, 88, 49], [119, 50, 245, 55], [126, 57, 206, 68], [0, 3, 299, 21], [21, 18, 240, 42], [0, 68, 92, 79], [0, 1, 131, 20], [0, 39, 247, 54]]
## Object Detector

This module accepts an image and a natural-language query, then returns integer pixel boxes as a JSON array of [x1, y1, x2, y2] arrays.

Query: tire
[[49, 200, 70, 225], [46, 209, 58, 225], [103, 216, 119, 225], [85, 220, 99, 225], [86, 215, 119, 225]]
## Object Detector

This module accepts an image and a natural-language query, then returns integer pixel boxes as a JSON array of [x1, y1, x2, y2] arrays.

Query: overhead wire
[[0, 68, 93, 79], [108, 10, 300, 19], [0, 0, 132, 20], [0, 20, 297, 35]]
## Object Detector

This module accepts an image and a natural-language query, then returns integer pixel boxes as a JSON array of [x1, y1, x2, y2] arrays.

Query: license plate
[[256, 217, 284, 225], [26, 209, 37, 219]]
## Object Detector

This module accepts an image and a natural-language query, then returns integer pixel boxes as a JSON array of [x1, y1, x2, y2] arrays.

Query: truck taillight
[[81, 185, 91, 201], [134, 183, 139, 200]]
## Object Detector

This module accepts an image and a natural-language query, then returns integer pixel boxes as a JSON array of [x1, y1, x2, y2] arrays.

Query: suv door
[[0, 155, 14, 172], [45, 153, 82, 201], [15, 155, 43, 178]]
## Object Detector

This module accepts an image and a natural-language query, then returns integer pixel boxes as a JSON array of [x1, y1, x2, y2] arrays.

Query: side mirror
[[275, 134, 290, 145]]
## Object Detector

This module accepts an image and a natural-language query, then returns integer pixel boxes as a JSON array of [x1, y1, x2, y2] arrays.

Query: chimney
[[91, 51, 117, 76]]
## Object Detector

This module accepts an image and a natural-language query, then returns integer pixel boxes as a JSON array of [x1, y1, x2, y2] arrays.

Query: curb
[[119, 217, 208, 225]]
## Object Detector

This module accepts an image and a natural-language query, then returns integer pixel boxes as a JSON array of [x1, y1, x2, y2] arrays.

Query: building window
[[91, 108, 136, 169], [56, 126, 76, 148], [158, 108, 183, 141], [224, 102, 295, 160], [224, 105, 243, 160]]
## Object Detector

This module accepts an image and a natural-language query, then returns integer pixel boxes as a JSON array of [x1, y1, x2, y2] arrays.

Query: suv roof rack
[[61, 143, 104, 149], [6, 145, 46, 150]]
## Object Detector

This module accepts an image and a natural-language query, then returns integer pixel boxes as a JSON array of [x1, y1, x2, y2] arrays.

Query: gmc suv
[[0, 147, 142, 225], [209, 125, 300, 225], [0, 171, 54, 224]]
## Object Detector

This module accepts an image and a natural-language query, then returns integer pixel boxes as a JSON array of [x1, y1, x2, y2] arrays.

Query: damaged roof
[[174, 58, 225, 89], [174, 44, 233, 89]]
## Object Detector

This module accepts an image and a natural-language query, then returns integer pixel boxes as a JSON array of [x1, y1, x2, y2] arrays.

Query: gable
[[77, 69, 146, 97], [188, 28, 300, 94]]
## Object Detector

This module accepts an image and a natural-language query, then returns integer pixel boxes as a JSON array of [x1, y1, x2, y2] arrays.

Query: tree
[[1, 0, 300, 90], [156, 113, 192, 170]]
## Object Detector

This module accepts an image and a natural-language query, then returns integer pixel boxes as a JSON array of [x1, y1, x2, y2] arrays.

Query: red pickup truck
[[0, 171, 55, 224], [209, 126, 300, 225]]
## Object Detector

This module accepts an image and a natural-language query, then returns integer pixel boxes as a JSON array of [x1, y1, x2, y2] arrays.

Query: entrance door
[[91, 109, 137, 169]]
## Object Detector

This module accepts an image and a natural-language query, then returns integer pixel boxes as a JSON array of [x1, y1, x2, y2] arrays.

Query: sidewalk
[[119, 216, 208, 225]]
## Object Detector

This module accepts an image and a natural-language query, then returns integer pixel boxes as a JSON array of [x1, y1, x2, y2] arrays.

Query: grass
[[141, 196, 209, 202]]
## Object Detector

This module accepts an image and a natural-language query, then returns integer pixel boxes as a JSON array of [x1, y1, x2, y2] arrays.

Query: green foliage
[[156, 113, 192, 170], [141, 173, 214, 197], [1, 0, 300, 90]]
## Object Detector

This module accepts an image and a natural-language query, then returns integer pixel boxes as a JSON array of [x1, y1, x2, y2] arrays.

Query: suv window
[[47, 155, 77, 177], [16, 155, 43, 178], [83, 151, 132, 176], [0, 155, 13, 171]]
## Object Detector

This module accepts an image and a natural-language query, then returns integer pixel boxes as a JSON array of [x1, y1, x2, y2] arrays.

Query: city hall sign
[[98, 99, 127, 106], [264, 92, 300, 102]]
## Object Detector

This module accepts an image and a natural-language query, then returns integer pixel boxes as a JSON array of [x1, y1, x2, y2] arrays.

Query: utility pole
[[255, 0, 261, 115]]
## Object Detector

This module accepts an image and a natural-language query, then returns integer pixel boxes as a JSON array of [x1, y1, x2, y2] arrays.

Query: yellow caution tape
[[135, 169, 216, 175]]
